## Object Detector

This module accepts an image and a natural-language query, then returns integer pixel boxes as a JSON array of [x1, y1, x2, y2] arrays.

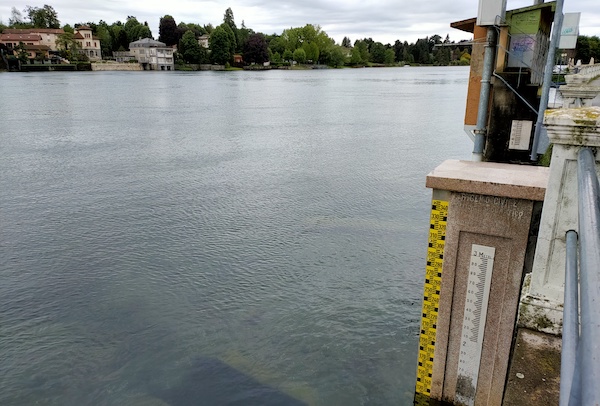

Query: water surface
[[0, 67, 471, 405]]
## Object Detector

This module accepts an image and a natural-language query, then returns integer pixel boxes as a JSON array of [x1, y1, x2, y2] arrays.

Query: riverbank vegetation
[[1, 5, 598, 70]]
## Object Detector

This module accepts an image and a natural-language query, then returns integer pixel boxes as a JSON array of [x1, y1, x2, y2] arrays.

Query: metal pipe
[[560, 230, 579, 406], [576, 148, 600, 404], [530, 0, 564, 161], [472, 27, 496, 162]]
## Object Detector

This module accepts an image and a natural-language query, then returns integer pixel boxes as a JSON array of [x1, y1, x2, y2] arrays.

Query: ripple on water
[[0, 67, 471, 405]]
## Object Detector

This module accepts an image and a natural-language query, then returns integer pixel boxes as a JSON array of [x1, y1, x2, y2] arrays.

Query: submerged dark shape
[[155, 357, 306, 406]]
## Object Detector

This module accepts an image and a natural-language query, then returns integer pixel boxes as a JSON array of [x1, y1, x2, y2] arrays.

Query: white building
[[198, 34, 210, 49], [128, 38, 174, 71]]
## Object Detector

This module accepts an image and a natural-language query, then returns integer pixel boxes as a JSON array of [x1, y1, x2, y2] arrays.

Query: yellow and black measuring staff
[[414, 199, 448, 405]]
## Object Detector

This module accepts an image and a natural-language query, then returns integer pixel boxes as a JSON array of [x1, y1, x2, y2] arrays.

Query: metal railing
[[561, 148, 600, 405]]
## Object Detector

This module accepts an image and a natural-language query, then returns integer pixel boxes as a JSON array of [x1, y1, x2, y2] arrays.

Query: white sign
[[477, 0, 507, 26], [559, 13, 581, 50], [509, 120, 533, 150]]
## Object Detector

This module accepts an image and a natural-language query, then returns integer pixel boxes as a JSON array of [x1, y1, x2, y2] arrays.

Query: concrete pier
[[420, 160, 548, 406]]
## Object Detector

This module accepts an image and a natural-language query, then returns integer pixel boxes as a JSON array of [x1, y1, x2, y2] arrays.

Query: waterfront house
[[0, 33, 41, 49], [198, 34, 210, 49], [113, 51, 136, 63], [128, 38, 174, 71], [0, 33, 50, 62], [74, 25, 101, 61], [2, 28, 64, 51]]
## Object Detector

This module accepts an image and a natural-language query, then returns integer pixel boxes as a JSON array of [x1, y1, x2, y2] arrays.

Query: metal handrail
[[561, 148, 600, 405], [561, 230, 579, 406]]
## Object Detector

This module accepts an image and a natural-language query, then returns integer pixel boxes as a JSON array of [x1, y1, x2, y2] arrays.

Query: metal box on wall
[[477, 0, 507, 26]]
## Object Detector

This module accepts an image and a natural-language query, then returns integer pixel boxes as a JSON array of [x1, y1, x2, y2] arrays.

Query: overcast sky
[[1, 0, 598, 45]]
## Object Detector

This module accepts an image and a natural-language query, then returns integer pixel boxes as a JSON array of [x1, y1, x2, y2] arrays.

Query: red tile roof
[[0, 34, 42, 41], [23, 44, 51, 50], [73, 32, 84, 39], [3, 28, 64, 35]]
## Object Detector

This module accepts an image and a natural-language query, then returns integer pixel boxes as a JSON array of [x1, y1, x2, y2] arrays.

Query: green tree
[[576, 35, 600, 64], [272, 51, 282, 64], [341, 36, 351, 48], [179, 30, 206, 63], [25, 5, 60, 29], [124, 16, 144, 43], [178, 22, 205, 38], [209, 25, 232, 64], [328, 46, 345, 67], [350, 47, 362, 65], [158, 15, 179, 46], [14, 42, 29, 63], [302, 42, 319, 63], [268, 35, 286, 55], [56, 32, 82, 61], [243, 32, 269, 64], [354, 40, 370, 63], [282, 49, 293, 64], [434, 46, 451, 65], [237, 20, 252, 53], [223, 7, 238, 51], [293, 47, 306, 64], [221, 23, 236, 55], [95, 22, 112, 57], [384, 48, 395, 65], [413, 38, 431, 64], [393, 40, 404, 62], [223, 8, 236, 31], [370, 42, 387, 63], [62, 23, 74, 33]]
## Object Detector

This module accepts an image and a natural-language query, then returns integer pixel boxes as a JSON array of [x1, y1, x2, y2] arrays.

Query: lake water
[[0, 67, 471, 405]]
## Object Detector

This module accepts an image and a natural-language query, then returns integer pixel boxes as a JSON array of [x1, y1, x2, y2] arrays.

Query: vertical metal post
[[576, 148, 600, 405], [530, 0, 564, 161], [560, 230, 579, 406], [472, 28, 497, 162]]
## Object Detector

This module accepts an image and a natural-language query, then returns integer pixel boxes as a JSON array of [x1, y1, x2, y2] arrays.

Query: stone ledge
[[503, 328, 561, 406], [426, 160, 549, 201]]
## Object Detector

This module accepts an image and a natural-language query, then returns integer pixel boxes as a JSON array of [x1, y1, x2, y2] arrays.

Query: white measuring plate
[[455, 244, 496, 406]]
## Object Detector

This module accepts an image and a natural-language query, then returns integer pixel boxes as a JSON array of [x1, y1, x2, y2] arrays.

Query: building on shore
[[0, 33, 51, 63], [74, 25, 101, 61], [128, 38, 174, 71], [198, 34, 210, 49], [1, 28, 64, 51]]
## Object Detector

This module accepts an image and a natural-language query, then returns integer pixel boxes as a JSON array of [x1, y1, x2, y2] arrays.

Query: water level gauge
[[455, 244, 495, 406]]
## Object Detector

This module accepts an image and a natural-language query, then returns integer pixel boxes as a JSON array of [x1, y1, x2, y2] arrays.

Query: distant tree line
[[575, 35, 600, 64], [1, 4, 599, 68]]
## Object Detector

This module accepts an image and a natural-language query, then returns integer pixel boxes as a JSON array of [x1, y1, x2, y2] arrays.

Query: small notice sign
[[509, 120, 533, 150]]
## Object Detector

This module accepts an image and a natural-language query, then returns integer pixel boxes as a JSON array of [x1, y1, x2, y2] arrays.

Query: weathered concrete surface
[[426, 160, 548, 201], [91, 62, 142, 71], [524, 107, 600, 335], [503, 328, 561, 405]]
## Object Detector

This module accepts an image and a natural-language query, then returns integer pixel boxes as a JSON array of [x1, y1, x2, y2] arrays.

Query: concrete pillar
[[559, 75, 600, 108], [420, 160, 548, 406], [521, 107, 600, 333]]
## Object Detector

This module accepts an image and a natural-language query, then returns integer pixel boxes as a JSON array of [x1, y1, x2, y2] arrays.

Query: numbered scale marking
[[455, 244, 495, 406], [414, 199, 448, 405]]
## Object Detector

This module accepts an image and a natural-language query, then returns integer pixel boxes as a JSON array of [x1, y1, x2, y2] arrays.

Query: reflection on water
[[0, 67, 471, 405]]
